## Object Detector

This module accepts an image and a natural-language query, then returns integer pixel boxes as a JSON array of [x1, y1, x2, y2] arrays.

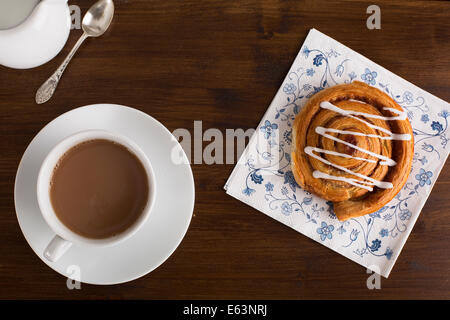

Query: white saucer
[[14, 104, 195, 285]]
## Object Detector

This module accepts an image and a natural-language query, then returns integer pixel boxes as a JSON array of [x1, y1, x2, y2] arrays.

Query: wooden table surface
[[1, 0, 449, 299]]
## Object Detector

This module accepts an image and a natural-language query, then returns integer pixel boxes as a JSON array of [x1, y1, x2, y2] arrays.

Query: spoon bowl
[[82, 0, 114, 37]]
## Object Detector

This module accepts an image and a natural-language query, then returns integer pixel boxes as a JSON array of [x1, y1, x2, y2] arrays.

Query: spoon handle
[[35, 33, 89, 104]]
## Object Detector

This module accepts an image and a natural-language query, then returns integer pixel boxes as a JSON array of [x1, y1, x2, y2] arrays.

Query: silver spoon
[[35, 0, 115, 104]]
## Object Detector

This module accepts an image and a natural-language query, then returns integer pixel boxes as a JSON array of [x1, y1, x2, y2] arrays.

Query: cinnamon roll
[[291, 81, 414, 221]]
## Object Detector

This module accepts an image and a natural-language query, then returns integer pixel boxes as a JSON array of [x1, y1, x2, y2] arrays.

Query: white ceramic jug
[[0, 0, 71, 69]]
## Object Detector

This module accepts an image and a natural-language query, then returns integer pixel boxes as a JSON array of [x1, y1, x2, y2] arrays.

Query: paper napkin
[[224, 28, 450, 277]]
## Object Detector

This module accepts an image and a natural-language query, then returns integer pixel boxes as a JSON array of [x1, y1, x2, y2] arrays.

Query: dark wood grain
[[0, 0, 449, 299]]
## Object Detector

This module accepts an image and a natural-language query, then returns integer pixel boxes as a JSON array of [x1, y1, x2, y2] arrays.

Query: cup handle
[[44, 235, 72, 262]]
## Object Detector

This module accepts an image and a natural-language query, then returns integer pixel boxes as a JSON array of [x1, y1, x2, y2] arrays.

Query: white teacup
[[37, 130, 156, 262]]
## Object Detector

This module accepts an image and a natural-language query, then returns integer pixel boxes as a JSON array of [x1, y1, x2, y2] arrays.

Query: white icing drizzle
[[312, 170, 390, 191], [320, 101, 407, 121], [315, 127, 396, 166], [316, 127, 411, 141], [305, 146, 394, 191], [306, 146, 378, 164], [304, 101, 411, 191]]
